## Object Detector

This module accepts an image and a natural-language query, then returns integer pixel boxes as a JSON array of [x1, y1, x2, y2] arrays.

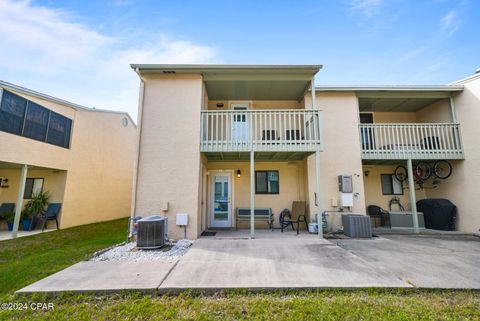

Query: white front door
[[210, 172, 232, 228], [231, 104, 249, 141]]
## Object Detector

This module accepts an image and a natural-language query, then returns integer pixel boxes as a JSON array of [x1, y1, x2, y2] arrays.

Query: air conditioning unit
[[137, 215, 168, 249], [342, 214, 372, 238]]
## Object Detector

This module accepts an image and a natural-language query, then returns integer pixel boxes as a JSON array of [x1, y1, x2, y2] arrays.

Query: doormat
[[201, 231, 217, 237]]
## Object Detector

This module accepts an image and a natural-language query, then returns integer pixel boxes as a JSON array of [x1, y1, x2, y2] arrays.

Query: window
[[0, 90, 27, 135], [255, 170, 279, 194], [0, 90, 72, 148], [24, 178, 44, 199], [46, 111, 72, 148], [23, 102, 49, 141], [381, 174, 403, 195]]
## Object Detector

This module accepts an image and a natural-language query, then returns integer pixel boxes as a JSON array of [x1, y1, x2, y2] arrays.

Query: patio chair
[[281, 201, 308, 235], [367, 205, 389, 228], [0, 203, 15, 221], [38, 203, 61, 231]]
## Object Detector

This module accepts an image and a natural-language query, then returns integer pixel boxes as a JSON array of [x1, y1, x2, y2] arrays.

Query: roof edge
[[0, 80, 136, 127], [314, 85, 464, 92], [130, 64, 323, 72]]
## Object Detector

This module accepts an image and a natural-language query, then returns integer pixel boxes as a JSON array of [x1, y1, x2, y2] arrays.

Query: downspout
[[129, 68, 146, 239]]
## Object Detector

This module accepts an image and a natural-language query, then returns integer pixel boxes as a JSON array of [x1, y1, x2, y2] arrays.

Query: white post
[[311, 78, 316, 109], [12, 164, 28, 238], [449, 96, 458, 123], [406, 159, 420, 234], [311, 77, 323, 238], [250, 151, 255, 239], [315, 150, 323, 238]]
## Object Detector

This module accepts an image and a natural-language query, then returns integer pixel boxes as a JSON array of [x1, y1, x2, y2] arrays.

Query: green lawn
[[0, 218, 128, 295], [0, 219, 479, 320]]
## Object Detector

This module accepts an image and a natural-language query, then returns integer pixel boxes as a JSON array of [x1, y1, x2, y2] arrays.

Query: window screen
[[255, 170, 279, 194], [46, 111, 72, 148], [24, 178, 44, 199], [381, 174, 403, 195], [0, 90, 27, 135], [0, 90, 73, 148], [23, 102, 49, 141]]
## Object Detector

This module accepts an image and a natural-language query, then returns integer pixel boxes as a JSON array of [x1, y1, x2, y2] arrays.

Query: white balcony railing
[[360, 123, 464, 160], [200, 109, 322, 152]]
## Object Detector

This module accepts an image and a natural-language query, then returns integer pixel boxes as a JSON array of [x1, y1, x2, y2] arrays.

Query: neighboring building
[[130, 64, 478, 240], [0, 80, 136, 236]]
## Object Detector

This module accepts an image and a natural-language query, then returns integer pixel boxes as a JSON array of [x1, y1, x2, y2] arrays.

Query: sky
[[0, 0, 478, 121]]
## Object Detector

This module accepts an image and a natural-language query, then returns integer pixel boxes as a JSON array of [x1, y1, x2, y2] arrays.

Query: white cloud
[[441, 10, 460, 36], [0, 0, 219, 120], [349, 0, 385, 17]]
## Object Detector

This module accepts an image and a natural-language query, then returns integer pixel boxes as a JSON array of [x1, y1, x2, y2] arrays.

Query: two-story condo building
[[0, 80, 137, 238], [130, 64, 479, 240]]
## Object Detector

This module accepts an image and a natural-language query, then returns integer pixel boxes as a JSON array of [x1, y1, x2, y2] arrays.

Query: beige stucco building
[[131, 64, 479, 239], [0, 80, 136, 236]]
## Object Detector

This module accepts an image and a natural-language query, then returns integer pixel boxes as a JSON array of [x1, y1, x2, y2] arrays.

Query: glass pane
[[24, 178, 34, 199], [392, 176, 403, 195], [213, 176, 228, 221], [0, 91, 27, 135], [32, 178, 44, 196], [23, 102, 49, 141], [381, 174, 393, 195], [269, 180, 279, 193], [256, 172, 267, 193], [46, 111, 72, 148]]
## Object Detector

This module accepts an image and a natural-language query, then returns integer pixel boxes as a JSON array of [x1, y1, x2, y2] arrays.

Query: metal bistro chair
[[38, 203, 62, 231], [281, 201, 308, 235]]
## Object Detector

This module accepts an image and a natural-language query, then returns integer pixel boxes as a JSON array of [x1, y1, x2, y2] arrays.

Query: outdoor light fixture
[[237, 169, 241, 178], [216, 103, 224, 108]]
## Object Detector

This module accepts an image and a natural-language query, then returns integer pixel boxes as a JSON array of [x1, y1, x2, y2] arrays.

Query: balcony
[[200, 110, 322, 154], [360, 123, 464, 160]]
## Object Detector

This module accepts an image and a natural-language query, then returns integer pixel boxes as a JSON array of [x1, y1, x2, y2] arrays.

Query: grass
[[1, 290, 479, 320], [0, 219, 479, 320], [0, 218, 128, 295]]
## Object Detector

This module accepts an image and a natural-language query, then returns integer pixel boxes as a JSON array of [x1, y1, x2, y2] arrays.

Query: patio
[[0, 228, 56, 241], [17, 230, 480, 294]]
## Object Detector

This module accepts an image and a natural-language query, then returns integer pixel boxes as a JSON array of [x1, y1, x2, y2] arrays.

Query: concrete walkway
[[16, 232, 480, 294], [18, 261, 177, 294]]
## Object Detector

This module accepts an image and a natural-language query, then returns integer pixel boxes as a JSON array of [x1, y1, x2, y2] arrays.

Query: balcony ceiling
[[314, 86, 463, 112], [131, 64, 322, 100], [359, 97, 446, 112]]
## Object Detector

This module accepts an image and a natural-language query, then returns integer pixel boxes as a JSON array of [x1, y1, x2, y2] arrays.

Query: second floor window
[[0, 90, 72, 148]]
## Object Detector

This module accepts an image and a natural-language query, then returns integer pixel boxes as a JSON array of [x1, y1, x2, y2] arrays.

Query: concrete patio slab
[[334, 234, 480, 289], [17, 260, 177, 294], [0, 228, 55, 241], [159, 236, 409, 291]]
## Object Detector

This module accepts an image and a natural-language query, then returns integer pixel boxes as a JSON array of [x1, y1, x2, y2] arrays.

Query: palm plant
[[22, 190, 50, 220]]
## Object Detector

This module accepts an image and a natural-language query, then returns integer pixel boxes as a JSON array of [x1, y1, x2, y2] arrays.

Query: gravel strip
[[91, 239, 193, 262]]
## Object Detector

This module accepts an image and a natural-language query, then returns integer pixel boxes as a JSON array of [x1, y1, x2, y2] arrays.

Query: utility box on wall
[[338, 175, 353, 193]]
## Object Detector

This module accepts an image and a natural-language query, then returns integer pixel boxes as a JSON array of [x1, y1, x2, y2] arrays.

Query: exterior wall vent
[[162, 70, 176, 74]]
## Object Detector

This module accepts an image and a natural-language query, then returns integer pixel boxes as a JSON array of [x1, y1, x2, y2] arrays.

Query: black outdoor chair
[[281, 201, 308, 235], [367, 205, 390, 228], [38, 203, 62, 231]]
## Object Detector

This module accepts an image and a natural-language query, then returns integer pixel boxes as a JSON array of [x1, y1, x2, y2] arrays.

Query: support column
[[250, 151, 255, 239], [449, 96, 458, 123], [12, 164, 28, 238], [315, 151, 323, 238], [406, 159, 420, 234], [311, 78, 316, 109]]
